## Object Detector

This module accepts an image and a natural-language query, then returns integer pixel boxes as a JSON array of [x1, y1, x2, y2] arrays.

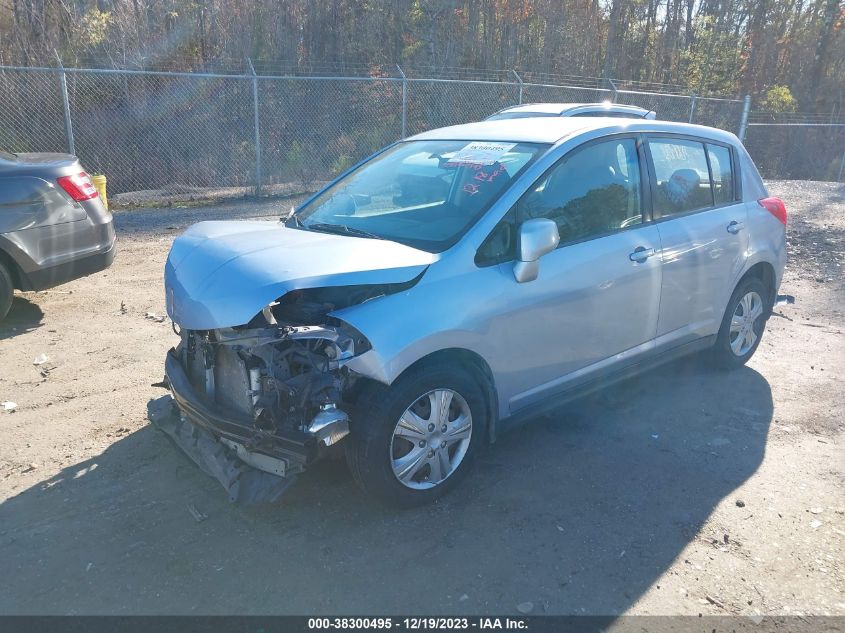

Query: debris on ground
[[516, 601, 534, 614], [2, 401, 16, 412], [32, 353, 49, 366], [120, 301, 128, 314], [144, 312, 167, 323], [809, 507, 823, 514], [705, 595, 727, 611], [736, 499, 746, 507], [187, 504, 208, 523], [810, 520, 823, 529]]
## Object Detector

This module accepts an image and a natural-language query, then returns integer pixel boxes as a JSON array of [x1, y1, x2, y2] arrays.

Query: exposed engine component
[[305, 403, 350, 447], [177, 298, 369, 457], [177, 281, 424, 448]]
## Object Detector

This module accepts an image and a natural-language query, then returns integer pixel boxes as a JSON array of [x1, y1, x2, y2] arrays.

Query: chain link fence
[[1, 63, 841, 198], [743, 112, 845, 182]]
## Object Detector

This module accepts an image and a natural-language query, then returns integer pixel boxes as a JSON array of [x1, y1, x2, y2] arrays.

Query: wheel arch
[[0, 246, 25, 290], [350, 347, 500, 444], [738, 260, 777, 314]]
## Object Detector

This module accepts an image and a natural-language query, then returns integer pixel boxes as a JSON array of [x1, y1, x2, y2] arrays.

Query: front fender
[[333, 263, 508, 421]]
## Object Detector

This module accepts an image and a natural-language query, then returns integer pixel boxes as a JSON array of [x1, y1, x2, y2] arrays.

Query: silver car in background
[[156, 117, 786, 506], [0, 152, 116, 320], [486, 102, 657, 120]]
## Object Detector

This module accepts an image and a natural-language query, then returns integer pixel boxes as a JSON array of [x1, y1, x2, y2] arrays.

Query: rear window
[[648, 139, 713, 217]]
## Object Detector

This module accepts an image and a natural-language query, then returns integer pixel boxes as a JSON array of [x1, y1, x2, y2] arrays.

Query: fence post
[[738, 95, 751, 142], [607, 78, 618, 103], [247, 58, 262, 196], [55, 52, 75, 155], [511, 70, 523, 105], [396, 65, 407, 138], [688, 94, 697, 123], [838, 148, 845, 183]]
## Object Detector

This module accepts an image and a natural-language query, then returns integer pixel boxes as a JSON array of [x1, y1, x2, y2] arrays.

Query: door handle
[[726, 220, 745, 234], [629, 246, 655, 263]]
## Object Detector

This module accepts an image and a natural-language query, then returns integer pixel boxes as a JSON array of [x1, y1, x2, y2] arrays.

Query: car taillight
[[57, 171, 99, 201], [758, 196, 787, 226]]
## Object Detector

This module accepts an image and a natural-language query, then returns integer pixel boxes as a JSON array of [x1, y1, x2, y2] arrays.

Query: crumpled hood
[[164, 220, 436, 329]]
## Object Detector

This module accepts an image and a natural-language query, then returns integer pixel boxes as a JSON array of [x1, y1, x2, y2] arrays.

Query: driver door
[[479, 135, 663, 413]]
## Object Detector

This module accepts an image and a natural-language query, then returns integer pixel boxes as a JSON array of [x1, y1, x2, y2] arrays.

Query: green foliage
[[758, 86, 798, 113], [331, 154, 355, 175], [72, 9, 113, 49], [284, 140, 318, 189]]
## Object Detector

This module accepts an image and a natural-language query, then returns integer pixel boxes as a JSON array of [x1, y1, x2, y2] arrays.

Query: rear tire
[[345, 364, 487, 507], [711, 276, 769, 369], [0, 262, 13, 321]]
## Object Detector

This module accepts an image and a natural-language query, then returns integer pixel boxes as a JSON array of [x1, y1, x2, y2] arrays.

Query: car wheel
[[711, 276, 769, 369], [0, 261, 13, 321], [346, 364, 486, 507]]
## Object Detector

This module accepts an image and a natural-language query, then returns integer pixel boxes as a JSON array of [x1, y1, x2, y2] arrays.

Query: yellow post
[[91, 174, 108, 210]]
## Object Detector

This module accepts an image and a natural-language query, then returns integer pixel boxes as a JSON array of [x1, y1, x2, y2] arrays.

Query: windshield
[[290, 140, 547, 252]]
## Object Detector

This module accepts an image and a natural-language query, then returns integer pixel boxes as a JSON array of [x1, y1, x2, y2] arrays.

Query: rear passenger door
[[645, 136, 748, 344]]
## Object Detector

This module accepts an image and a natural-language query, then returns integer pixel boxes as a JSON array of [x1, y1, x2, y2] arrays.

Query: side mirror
[[513, 219, 560, 283]]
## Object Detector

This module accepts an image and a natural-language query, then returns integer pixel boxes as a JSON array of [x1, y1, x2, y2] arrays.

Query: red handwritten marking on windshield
[[462, 183, 480, 195], [473, 164, 506, 183]]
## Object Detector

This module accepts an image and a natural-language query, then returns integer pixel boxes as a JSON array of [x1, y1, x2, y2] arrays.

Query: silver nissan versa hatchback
[[155, 117, 786, 506]]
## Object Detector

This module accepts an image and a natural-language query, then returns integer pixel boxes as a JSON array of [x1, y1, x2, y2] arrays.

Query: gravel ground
[[0, 181, 842, 616]]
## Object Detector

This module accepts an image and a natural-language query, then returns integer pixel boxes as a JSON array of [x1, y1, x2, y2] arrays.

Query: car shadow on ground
[[0, 296, 44, 340], [0, 355, 772, 615]]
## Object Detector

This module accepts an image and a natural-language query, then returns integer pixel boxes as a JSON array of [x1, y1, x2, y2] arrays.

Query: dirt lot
[[0, 182, 843, 616]]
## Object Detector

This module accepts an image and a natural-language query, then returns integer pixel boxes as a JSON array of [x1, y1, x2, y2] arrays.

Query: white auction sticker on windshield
[[446, 142, 516, 166]]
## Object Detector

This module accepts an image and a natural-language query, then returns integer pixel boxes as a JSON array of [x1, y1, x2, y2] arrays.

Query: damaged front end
[[151, 286, 388, 504]]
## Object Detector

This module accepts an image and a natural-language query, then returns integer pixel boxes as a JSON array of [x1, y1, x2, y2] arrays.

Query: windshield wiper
[[304, 222, 384, 240]]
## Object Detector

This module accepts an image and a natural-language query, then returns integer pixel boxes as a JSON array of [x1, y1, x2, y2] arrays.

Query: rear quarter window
[[706, 144, 734, 204]]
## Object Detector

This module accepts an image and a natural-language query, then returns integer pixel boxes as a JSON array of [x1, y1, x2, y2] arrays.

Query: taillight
[[758, 196, 787, 226], [57, 171, 99, 201]]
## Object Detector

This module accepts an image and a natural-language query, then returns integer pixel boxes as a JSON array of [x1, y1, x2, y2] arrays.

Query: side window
[[514, 138, 642, 244], [649, 139, 712, 217], [707, 144, 734, 204]]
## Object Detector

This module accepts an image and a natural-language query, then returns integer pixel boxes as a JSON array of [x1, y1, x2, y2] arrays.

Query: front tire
[[346, 364, 487, 507], [711, 276, 769, 369], [0, 262, 13, 321]]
